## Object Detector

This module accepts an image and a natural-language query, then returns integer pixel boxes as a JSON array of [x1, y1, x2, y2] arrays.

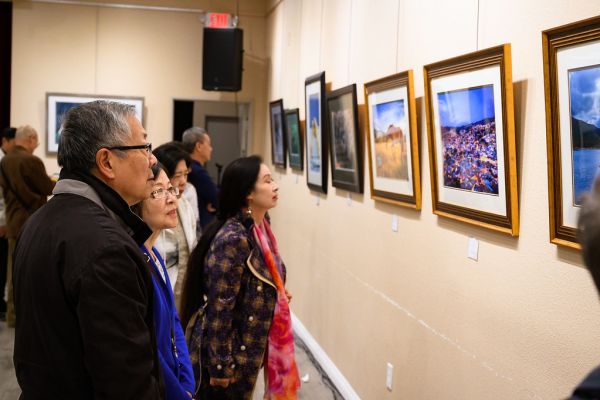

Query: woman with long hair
[[180, 155, 300, 400], [133, 163, 195, 399]]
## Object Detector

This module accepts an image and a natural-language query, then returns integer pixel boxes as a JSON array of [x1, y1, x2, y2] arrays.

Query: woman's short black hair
[[152, 142, 191, 178]]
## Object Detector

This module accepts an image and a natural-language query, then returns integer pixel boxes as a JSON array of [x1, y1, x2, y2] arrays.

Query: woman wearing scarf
[[133, 163, 195, 399], [180, 155, 300, 400]]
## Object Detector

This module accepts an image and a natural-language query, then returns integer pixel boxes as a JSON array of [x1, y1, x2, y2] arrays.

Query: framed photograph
[[364, 71, 421, 209], [326, 84, 363, 193], [424, 44, 519, 236], [305, 72, 328, 193], [269, 99, 287, 168], [543, 16, 600, 249], [46, 93, 144, 155], [285, 108, 304, 171]]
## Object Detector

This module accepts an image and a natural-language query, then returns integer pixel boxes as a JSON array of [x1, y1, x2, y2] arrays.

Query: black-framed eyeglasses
[[106, 143, 152, 154], [150, 186, 179, 199]]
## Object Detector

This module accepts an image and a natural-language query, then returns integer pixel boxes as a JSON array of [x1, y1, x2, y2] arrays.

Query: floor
[[0, 321, 342, 400]]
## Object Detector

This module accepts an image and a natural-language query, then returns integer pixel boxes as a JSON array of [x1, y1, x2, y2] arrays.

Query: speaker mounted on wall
[[202, 28, 244, 92]]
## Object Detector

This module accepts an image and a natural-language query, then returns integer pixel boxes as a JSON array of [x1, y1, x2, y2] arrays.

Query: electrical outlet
[[386, 362, 393, 391]]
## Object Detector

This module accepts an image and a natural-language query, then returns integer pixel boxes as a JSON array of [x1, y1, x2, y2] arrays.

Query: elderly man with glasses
[[12, 101, 163, 400]]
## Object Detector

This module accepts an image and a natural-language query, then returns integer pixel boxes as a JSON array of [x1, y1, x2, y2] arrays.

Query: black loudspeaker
[[202, 28, 243, 92]]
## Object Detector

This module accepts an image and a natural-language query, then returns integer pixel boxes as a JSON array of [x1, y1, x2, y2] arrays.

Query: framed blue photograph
[[424, 44, 519, 236], [543, 16, 600, 249], [304, 71, 328, 194], [46, 93, 144, 155]]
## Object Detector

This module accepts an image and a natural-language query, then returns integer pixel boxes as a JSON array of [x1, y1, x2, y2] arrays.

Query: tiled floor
[[0, 321, 342, 400]]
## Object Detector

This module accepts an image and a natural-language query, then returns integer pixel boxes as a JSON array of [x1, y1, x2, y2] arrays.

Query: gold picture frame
[[364, 70, 421, 209], [543, 16, 600, 250], [423, 44, 519, 236]]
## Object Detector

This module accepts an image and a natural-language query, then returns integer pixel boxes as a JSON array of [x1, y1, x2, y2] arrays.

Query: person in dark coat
[[572, 177, 600, 399], [12, 101, 163, 400], [0, 124, 55, 327]]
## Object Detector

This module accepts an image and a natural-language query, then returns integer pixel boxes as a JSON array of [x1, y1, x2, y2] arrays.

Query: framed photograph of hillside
[[424, 44, 519, 236], [543, 16, 600, 249], [305, 71, 328, 193], [46, 93, 144, 155], [365, 70, 421, 209]]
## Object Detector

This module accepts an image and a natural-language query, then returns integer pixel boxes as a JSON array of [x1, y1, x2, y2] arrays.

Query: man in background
[[0, 126, 15, 321], [182, 126, 217, 230], [0, 125, 54, 327]]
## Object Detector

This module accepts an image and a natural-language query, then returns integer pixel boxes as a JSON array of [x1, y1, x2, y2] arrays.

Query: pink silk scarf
[[252, 220, 300, 399]]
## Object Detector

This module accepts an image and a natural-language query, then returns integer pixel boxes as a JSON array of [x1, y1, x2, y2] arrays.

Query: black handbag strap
[[0, 160, 34, 215]]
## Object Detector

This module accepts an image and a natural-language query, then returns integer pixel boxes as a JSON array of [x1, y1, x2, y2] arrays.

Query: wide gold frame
[[543, 16, 600, 250], [423, 44, 519, 236], [364, 71, 422, 209]]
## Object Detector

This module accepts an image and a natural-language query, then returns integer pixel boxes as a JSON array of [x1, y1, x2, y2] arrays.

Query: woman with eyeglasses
[[152, 142, 198, 311], [132, 163, 195, 400]]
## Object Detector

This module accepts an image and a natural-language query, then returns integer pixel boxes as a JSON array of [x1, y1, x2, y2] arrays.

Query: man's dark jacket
[[13, 170, 163, 400]]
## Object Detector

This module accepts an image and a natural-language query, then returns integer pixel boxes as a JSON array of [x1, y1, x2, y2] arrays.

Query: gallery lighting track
[[29, 0, 204, 14]]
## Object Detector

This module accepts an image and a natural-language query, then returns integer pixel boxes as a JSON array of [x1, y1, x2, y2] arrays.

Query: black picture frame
[[304, 71, 328, 194], [285, 108, 304, 171], [326, 83, 363, 193], [269, 99, 287, 168]]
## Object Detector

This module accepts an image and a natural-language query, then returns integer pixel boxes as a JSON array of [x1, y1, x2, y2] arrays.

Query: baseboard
[[291, 312, 361, 400]]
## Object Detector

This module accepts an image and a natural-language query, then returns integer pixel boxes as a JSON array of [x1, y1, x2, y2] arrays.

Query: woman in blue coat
[[133, 163, 195, 399]]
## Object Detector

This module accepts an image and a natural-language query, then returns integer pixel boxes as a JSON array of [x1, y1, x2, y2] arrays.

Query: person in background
[[182, 127, 217, 230], [0, 124, 54, 328], [571, 177, 600, 399], [12, 101, 162, 399], [153, 142, 198, 310], [180, 155, 300, 400], [171, 141, 200, 234], [0, 126, 15, 321], [133, 162, 195, 400]]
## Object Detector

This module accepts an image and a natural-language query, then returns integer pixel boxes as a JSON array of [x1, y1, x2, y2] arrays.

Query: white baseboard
[[292, 312, 361, 400]]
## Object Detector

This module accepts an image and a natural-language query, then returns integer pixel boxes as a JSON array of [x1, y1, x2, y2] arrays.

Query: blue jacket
[[188, 160, 217, 229], [141, 245, 195, 399]]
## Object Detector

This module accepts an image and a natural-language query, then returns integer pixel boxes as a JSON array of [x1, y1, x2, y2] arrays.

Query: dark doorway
[[206, 116, 240, 186], [172, 100, 194, 141], [0, 2, 12, 130]]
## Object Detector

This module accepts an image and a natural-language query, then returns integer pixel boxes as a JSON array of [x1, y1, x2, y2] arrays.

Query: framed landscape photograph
[[365, 70, 421, 209], [305, 71, 328, 193], [326, 84, 362, 193], [269, 99, 287, 168], [285, 108, 303, 170], [46, 93, 144, 155], [424, 44, 519, 236], [543, 16, 600, 249]]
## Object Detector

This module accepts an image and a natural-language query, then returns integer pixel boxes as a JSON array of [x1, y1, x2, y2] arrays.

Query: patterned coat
[[201, 212, 285, 400]]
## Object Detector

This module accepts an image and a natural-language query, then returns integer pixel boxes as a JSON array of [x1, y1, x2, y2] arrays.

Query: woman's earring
[[246, 205, 253, 216]]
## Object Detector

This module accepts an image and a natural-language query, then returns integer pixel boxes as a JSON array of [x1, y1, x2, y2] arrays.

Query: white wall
[[266, 1, 600, 399], [11, 0, 269, 174]]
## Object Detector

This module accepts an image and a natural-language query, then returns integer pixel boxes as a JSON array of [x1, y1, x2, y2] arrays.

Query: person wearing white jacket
[[0, 127, 15, 320], [152, 142, 198, 311]]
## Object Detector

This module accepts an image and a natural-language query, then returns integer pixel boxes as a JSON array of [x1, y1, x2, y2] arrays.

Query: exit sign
[[206, 13, 232, 28]]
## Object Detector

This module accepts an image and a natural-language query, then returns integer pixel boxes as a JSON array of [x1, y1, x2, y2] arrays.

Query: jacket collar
[[55, 169, 152, 246]]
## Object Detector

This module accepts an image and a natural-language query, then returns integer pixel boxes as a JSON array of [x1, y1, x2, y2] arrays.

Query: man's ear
[[95, 149, 117, 180]]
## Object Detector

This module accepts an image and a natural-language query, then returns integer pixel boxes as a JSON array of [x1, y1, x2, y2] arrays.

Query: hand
[[0, 226, 6, 238], [285, 289, 292, 303], [210, 377, 233, 388]]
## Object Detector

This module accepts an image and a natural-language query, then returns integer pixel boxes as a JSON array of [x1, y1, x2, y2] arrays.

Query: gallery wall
[[10, 0, 269, 174], [265, 0, 600, 399]]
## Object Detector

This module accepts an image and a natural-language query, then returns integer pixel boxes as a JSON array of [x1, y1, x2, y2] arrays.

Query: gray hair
[[58, 101, 136, 172], [181, 126, 208, 153], [578, 176, 600, 292], [15, 125, 37, 140]]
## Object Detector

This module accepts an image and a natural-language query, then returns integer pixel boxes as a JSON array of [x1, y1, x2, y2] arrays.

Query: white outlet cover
[[386, 362, 393, 391]]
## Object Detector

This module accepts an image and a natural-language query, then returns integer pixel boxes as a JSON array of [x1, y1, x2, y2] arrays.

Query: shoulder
[[211, 218, 252, 254]]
